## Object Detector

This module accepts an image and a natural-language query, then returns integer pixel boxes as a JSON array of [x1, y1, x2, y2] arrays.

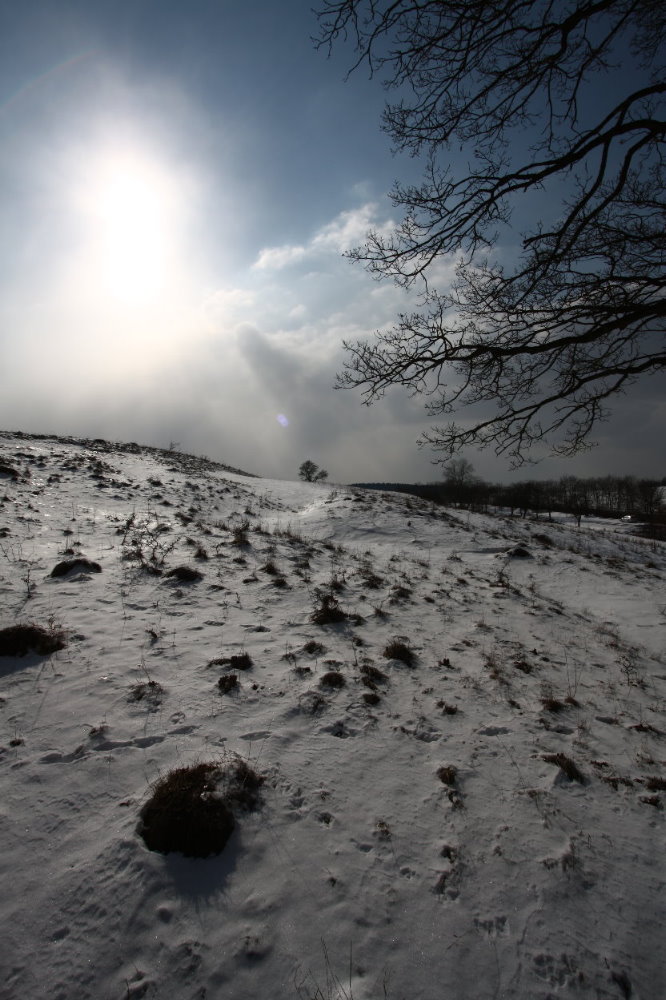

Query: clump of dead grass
[[320, 670, 345, 689], [50, 557, 102, 577], [217, 674, 239, 694], [209, 651, 253, 671], [128, 679, 164, 709], [360, 663, 388, 687], [311, 591, 347, 625], [543, 752, 586, 783], [138, 763, 235, 857], [383, 638, 416, 667], [138, 756, 265, 858], [0, 622, 66, 657], [166, 565, 203, 583]]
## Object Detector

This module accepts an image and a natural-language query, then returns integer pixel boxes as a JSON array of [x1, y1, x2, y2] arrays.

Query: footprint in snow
[[238, 729, 272, 741], [320, 720, 356, 738], [532, 952, 584, 988], [40, 746, 87, 764]]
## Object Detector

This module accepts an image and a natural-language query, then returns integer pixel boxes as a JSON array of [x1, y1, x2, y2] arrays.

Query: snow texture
[[0, 431, 664, 1000]]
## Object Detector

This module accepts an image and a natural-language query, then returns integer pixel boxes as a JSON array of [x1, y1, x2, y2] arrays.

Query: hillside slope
[[1, 432, 664, 1000]]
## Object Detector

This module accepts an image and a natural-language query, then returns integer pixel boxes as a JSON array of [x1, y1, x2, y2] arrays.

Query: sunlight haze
[[0, 1, 663, 483]]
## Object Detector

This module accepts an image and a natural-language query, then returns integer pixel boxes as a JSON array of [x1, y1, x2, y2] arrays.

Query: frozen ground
[[0, 431, 664, 1000]]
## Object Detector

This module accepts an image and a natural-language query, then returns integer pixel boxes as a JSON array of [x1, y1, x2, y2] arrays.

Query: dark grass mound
[[508, 545, 532, 559], [138, 763, 235, 858], [437, 765, 458, 787], [50, 558, 102, 577], [138, 757, 265, 858], [311, 593, 347, 625], [0, 623, 66, 657], [360, 663, 388, 686], [209, 652, 253, 671], [217, 674, 239, 694], [218, 758, 265, 812], [128, 680, 164, 710], [543, 752, 586, 784], [229, 652, 253, 670], [320, 670, 345, 689], [302, 640, 326, 656], [166, 565, 204, 582], [383, 638, 416, 667]]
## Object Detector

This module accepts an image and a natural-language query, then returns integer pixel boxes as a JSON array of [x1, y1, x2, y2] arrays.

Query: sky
[[1, 0, 663, 485]]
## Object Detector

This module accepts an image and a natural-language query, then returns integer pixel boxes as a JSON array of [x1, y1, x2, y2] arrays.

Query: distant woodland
[[353, 475, 666, 536]]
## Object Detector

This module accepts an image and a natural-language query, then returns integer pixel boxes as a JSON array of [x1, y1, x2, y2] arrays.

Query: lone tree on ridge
[[315, 0, 666, 465], [299, 459, 329, 482]]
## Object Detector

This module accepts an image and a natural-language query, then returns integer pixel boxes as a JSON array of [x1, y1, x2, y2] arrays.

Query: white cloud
[[252, 202, 394, 271], [252, 243, 307, 271], [311, 203, 389, 253]]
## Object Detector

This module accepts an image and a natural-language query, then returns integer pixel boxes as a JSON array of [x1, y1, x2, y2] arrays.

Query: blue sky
[[1, 1, 663, 483]]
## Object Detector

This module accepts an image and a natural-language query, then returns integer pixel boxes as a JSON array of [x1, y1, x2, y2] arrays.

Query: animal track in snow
[[532, 951, 584, 988], [320, 719, 356, 738]]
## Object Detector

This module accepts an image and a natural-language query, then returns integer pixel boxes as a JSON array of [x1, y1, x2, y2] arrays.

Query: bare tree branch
[[315, 0, 665, 464]]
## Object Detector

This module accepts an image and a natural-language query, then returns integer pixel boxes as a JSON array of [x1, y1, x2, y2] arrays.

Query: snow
[[0, 431, 664, 1000]]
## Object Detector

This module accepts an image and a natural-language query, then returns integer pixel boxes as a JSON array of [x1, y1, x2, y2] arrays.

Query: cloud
[[3, 148, 660, 489], [311, 203, 391, 253], [252, 243, 308, 271], [251, 202, 393, 271]]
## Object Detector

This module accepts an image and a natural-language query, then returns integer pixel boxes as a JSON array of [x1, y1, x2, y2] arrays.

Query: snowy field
[[0, 431, 664, 1000]]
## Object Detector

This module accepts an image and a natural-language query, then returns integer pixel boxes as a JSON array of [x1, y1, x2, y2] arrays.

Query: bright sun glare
[[79, 146, 181, 306], [97, 168, 165, 303]]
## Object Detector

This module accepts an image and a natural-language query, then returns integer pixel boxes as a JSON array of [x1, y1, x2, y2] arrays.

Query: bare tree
[[299, 459, 329, 482], [443, 457, 477, 490], [315, 0, 666, 464]]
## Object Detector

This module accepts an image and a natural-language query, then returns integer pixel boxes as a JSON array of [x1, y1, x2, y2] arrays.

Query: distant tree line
[[353, 474, 665, 530]]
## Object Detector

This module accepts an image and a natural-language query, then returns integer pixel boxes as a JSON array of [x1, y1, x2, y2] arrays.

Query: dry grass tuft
[[128, 680, 164, 709], [303, 640, 326, 656], [210, 651, 253, 671], [543, 752, 586, 783], [541, 696, 567, 713], [383, 638, 416, 667], [320, 670, 346, 689], [138, 763, 235, 858], [360, 663, 388, 686], [311, 591, 347, 625], [166, 565, 203, 583], [437, 765, 458, 787], [50, 557, 102, 577], [0, 623, 66, 657], [217, 674, 239, 694]]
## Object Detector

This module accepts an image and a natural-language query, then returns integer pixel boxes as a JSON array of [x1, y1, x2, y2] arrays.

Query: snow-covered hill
[[0, 432, 664, 1000]]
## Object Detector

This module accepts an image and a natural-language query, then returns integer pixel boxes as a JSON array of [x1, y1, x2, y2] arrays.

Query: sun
[[77, 146, 182, 306], [96, 165, 166, 303]]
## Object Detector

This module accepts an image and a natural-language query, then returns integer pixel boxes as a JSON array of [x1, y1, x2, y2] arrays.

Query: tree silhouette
[[299, 459, 329, 482], [316, 0, 666, 464], [443, 458, 477, 491]]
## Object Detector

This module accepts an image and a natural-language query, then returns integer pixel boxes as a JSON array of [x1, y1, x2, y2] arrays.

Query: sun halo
[[78, 146, 184, 307]]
